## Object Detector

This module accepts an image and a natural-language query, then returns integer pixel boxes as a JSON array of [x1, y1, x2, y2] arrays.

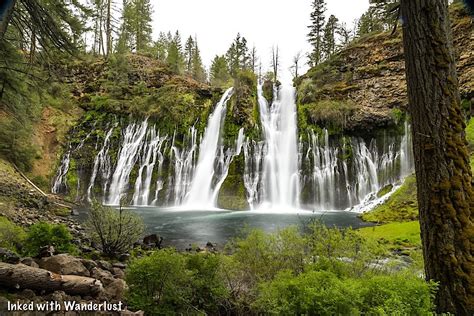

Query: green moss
[[361, 175, 418, 223], [217, 155, 249, 210], [303, 99, 356, 135], [377, 184, 394, 198], [357, 221, 421, 248]]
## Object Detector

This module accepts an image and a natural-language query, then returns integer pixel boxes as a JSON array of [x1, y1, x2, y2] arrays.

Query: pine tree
[[226, 33, 249, 77], [322, 15, 339, 59], [118, 0, 152, 52], [184, 36, 194, 74], [191, 37, 206, 82], [166, 31, 184, 74], [153, 32, 169, 61], [210, 55, 230, 88], [307, 0, 326, 66]]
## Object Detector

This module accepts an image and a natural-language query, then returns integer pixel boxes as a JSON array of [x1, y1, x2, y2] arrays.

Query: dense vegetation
[[125, 222, 435, 315]]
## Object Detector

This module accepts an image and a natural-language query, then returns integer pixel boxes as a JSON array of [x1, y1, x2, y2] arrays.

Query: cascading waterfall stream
[[257, 84, 300, 210], [54, 84, 414, 213], [107, 120, 149, 205], [184, 87, 233, 208]]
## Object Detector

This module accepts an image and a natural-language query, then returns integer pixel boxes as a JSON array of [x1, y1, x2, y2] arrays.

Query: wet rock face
[[297, 5, 473, 134]]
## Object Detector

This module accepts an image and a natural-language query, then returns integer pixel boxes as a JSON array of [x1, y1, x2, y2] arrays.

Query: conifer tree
[[307, 0, 326, 66], [191, 37, 206, 82], [226, 33, 249, 77], [323, 15, 339, 59], [184, 36, 194, 74], [118, 0, 152, 52], [166, 31, 184, 74], [210, 55, 230, 88]]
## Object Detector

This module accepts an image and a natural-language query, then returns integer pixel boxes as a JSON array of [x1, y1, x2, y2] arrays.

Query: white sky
[[151, 0, 370, 82]]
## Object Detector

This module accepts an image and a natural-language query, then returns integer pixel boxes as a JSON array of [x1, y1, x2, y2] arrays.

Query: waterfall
[[132, 128, 167, 206], [257, 85, 300, 210], [52, 149, 71, 194], [184, 87, 233, 208], [52, 131, 92, 194], [87, 125, 116, 203], [400, 121, 414, 177], [168, 128, 199, 205], [107, 120, 148, 205]]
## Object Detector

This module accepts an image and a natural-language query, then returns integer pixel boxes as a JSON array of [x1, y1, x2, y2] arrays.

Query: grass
[[358, 221, 421, 248], [361, 175, 418, 223]]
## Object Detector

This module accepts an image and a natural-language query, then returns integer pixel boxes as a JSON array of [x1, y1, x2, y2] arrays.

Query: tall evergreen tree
[[153, 32, 169, 61], [307, 0, 326, 66], [210, 55, 230, 88], [400, 0, 474, 313], [191, 37, 206, 82], [322, 14, 339, 59], [166, 31, 184, 74], [184, 36, 195, 74], [226, 33, 249, 77], [118, 0, 152, 52]]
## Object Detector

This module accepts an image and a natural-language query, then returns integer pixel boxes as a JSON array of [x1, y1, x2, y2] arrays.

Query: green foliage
[[126, 249, 228, 315], [323, 15, 339, 59], [118, 0, 153, 52], [304, 99, 356, 133], [24, 222, 75, 256], [362, 175, 418, 223], [210, 55, 232, 88], [255, 270, 435, 315], [85, 202, 145, 256], [0, 217, 26, 252], [123, 223, 435, 314], [226, 33, 250, 77], [466, 117, 474, 149], [0, 117, 38, 171], [308, 0, 327, 66]]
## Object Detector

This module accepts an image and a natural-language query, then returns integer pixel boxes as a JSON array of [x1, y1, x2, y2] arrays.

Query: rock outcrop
[[297, 3, 473, 134]]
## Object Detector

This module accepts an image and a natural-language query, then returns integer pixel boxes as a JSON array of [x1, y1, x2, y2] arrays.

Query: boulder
[[97, 260, 114, 272], [0, 248, 20, 264], [21, 257, 39, 268], [91, 267, 115, 286], [39, 254, 90, 276], [103, 279, 127, 300]]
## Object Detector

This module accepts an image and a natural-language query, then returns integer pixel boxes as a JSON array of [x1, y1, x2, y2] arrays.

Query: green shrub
[[0, 217, 26, 252], [24, 222, 75, 256], [255, 270, 435, 315], [85, 202, 145, 256], [126, 250, 228, 315]]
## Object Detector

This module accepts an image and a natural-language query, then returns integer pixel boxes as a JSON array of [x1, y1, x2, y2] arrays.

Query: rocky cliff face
[[297, 3, 473, 135]]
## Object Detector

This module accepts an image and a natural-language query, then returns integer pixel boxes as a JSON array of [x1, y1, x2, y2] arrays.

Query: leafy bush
[[0, 217, 26, 252], [24, 222, 75, 256], [255, 270, 436, 315], [85, 202, 144, 256], [124, 225, 434, 314], [126, 249, 228, 315]]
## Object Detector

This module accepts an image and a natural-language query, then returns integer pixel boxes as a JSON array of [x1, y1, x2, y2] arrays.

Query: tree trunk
[[400, 0, 474, 314], [0, 263, 103, 296], [0, 0, 17, 40]]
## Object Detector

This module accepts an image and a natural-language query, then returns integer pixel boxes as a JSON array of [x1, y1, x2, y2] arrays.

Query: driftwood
[[0, 263, 103, 296]]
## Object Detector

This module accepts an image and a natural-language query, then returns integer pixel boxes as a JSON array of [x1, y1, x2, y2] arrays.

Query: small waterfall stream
[[184, 88, 233, 208]]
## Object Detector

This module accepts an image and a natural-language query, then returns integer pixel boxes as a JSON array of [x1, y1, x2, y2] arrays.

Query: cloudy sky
[[151, 0, 370, 81]]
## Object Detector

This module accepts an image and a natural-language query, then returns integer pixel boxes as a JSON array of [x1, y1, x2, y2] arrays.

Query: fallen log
[[0, 263, 103, 296]]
